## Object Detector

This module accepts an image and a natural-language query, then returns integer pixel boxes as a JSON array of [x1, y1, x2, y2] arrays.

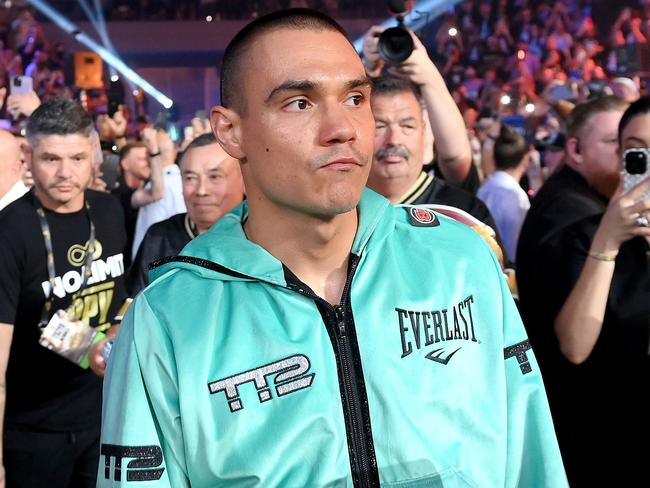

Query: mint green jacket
[[99, 189, 567, 487]]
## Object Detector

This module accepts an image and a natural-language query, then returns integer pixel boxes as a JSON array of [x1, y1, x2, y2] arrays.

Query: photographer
[[362, 24, 474, 190]]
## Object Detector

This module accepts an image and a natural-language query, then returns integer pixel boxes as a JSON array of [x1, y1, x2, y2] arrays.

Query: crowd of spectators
[[0, 7, 74, 112], [0, 1, 648, 268], [2, 2, 649, 139], [0, 0, 647, 268], [4, 1, 392, 22], [0, 3, 649, 487], [440, 1, 648, 109]]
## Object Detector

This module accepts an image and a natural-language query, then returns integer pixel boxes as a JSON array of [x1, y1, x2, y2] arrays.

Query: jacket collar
[[150, 188, 393, 284]]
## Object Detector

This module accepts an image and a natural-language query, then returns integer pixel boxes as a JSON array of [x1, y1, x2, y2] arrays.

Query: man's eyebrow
[[346, 77, 372, 92], [40, 151, 87, 159], [264, 80, 317, 104], [264, 77, 372, 105]]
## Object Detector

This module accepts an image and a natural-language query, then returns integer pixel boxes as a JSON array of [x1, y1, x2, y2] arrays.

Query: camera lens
[[378, 26, 414, 64], [14, 78, 22, 87], [624, 150, 647, 175]]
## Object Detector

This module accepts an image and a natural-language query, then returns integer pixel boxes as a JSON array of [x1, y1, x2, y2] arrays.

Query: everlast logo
[[208, 354, 315, 413], [397, 295, 478, 363], [100, 444, 165, 482]]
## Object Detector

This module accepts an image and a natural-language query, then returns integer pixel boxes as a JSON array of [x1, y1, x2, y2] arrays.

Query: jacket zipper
[[288, 255, 378, 487]]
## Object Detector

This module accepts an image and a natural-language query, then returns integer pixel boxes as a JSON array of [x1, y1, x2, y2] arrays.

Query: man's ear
[[211, 106, 245, 160], [565, 136, 582, 170], [22, 145, 33, 170]]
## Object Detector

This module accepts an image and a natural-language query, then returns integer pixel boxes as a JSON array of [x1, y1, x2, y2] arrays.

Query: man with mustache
[[99, 9, 566, 487], [0, 97, 128, 487], [366, 72, 498, 234]]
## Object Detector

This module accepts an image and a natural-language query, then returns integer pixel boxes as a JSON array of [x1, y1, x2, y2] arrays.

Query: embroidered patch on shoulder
[[504, 340, 533, 375], [407, 207, 440, 227]]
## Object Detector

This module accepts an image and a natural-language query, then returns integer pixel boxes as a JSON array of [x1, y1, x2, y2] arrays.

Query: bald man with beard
[[0, 130, 28, 211]]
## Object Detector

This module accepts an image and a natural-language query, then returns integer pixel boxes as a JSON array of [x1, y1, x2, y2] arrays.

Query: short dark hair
[[618, 95, 650, 142], [494, 124, 528, 170], [119, 142, 147, 164], [220, 8, 349, 112], [567, 95, 629, 139], [370, 76, 423, 105], [26, 96, 94, 147], [184, 133, 217, 152], [180, 133, 219, 167]]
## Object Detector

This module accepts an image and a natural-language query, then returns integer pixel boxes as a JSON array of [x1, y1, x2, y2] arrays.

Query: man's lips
[[320, 157, 362, 170], [380, 155, 405, 164], [53, 185, 76, 191]]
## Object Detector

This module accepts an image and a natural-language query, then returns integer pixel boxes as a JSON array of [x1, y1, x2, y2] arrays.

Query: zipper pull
[[335, 306, 346, 337]]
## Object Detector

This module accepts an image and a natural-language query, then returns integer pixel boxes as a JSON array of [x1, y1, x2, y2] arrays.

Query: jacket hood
[[149, 188, 393, 285]]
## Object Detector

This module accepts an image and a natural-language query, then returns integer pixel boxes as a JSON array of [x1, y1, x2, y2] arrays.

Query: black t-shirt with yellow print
[[0, 189, 127, 430]]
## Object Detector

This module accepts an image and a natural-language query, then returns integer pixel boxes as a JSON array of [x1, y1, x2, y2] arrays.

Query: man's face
[[123, 146, 150, 181], [27, 134, 94, 211], [230, 28, 374, 219], [181, 143, 244, 233], [575, 110, 624, 198], [370, 91, 426, 183], [543, 147, 564, 174]]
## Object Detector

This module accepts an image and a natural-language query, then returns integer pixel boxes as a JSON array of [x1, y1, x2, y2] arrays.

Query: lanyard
[[34, 196, 96, 328]]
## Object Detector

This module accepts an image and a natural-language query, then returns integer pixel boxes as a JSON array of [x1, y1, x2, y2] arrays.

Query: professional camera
[[378, 0, 415, 64]]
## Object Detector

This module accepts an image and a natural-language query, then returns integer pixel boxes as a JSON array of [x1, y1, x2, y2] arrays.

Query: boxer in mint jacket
[[98, 189, 567, 488]]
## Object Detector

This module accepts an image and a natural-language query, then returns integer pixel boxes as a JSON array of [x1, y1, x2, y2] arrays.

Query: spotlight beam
[[77, 0, 130, 84], [29, 0, 173, 108]]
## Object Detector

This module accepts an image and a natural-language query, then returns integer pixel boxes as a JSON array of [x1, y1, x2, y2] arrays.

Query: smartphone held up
[[10, 76, 33, 96], [623, 147, 650, 200]]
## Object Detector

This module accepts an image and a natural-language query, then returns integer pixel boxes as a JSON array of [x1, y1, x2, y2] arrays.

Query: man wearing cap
[[540, 132, 566, 179]]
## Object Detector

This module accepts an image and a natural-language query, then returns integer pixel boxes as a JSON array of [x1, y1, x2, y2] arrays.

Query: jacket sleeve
[[496, 253, 568, 488], [98, 294, 189, 487]]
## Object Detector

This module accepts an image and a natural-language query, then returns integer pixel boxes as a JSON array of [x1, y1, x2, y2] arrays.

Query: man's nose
[[384, 124, 403, 146], [56, 160, 73, 178], [196, 175, 208, 196], [319, 102, 357, 146]]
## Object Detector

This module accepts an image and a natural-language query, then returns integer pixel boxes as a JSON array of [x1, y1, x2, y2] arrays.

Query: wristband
[[148, 150, 161, 158], [588, 251, 617, 262], [79, 330, 106, 369]]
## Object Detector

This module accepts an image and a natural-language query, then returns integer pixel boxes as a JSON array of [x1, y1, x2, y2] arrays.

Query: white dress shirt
[[132, 164, 186, 259]]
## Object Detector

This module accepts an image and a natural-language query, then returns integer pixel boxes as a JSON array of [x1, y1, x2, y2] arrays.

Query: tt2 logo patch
[[100, 444, 165, 482], [208, 354, 315, 412], [504, 340, 533, 375]]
